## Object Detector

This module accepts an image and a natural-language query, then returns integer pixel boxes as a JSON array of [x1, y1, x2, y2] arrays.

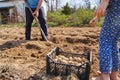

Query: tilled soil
[[0, 27, 119, 80]]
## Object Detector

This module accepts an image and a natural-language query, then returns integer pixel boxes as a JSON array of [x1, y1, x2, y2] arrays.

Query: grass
[[0, 22, 25, 28]]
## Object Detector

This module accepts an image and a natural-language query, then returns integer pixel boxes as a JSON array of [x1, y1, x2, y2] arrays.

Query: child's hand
[[94, 0, 109, 18], [90, 0, 109, 27], [89, 16, 98, 27]]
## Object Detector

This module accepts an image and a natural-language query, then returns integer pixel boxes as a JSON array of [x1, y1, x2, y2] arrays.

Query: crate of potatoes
[[46, 47, 92, 80]]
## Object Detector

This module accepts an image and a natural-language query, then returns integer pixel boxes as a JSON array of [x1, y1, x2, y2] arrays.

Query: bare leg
[[95, 71, 110, 80], [110, 71, 119, 80], [95, 75, 102, 80], [101, 73, 110, 80]]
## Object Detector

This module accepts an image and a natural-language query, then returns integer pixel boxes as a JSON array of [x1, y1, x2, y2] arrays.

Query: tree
[[84, 0, 91, 9], [51, 0, 54, 12], [56, 0, 58, 10], [62, 3, 72, 15], [46, 0, 50, 11]]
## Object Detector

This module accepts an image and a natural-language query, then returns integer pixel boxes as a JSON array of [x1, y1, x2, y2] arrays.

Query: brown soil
[[0, 27, 119, 80]]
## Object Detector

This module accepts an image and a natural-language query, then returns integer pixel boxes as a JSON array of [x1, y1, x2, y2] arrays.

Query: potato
[[59, 55, 69, 61], [69, 57, 73, 61], [75, 58, 82, 63], [61, 59, 68, 64], [53, 54, 87, 66], [74, 62, 79, 66], [41, 76, 48, 80], [57, 57, 62, 62], [56, 56, 58, 59], [77, 57, 82, 62], [67, 73, 79, 80], [54, 58, 58, 62], [82, 57, 86, 61], [76, 63, 82, 66], [68, 61, 73, 64], [53, 76, 61, 80]]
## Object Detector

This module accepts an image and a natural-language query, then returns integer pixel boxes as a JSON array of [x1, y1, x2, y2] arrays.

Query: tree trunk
[[56, 0, 58, 10]]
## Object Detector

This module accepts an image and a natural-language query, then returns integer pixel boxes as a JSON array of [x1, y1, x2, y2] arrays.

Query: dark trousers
[[25, 7, 48, 40]]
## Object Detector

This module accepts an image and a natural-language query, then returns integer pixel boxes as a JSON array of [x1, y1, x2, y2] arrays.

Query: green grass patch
[[0, 22, 25, 28]]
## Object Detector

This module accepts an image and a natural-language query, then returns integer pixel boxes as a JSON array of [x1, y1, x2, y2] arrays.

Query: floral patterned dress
[[98, 0, 120, 74]]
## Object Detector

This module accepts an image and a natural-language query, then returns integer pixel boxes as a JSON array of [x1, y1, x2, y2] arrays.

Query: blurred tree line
[[46, 0, 103, 27], [46, 0, 101, 11]]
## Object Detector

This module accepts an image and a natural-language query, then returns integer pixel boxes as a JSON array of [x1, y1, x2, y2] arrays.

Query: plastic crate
[[46, 47, 92, 80]]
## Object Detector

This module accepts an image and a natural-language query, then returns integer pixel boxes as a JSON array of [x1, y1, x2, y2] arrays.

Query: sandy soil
[[0, 27, 119, 80]]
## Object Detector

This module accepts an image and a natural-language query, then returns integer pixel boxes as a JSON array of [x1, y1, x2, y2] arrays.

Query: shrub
[[47, 8, 94, 27], [47, 11, 67, 26], [47, 22, 58, 27]]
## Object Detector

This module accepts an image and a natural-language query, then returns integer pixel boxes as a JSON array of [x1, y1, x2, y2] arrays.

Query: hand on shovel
[[33, 10, 39, 17], [89, 16, 98, 27]]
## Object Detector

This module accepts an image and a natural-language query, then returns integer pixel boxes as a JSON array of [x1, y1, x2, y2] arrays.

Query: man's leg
[[25, 7, 34, 40], [38, 7, 48, 40]]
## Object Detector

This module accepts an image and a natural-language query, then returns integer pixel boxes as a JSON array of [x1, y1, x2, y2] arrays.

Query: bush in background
[[65, 8, 94, 27], [47, 10, 68, 27], [47, 8, 96, 27]]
